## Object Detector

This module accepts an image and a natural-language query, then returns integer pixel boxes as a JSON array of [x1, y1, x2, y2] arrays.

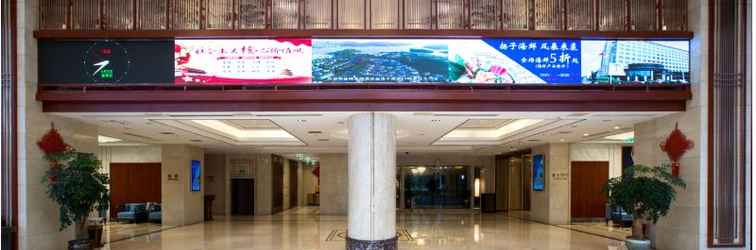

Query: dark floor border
[[504, 214, 627, 242], [102, 223, 187, 245]]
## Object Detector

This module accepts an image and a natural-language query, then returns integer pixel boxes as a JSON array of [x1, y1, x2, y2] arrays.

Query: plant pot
[[625, 238, 651, 250], [88, 224, 104, 248], [68, 239, 92, 250]]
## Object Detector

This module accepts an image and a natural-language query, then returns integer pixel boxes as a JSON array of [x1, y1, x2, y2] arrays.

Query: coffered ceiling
[[55, 111, 674, 156]]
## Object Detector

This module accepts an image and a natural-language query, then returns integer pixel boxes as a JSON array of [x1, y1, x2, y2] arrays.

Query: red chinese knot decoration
[[659, 123, 694, 176], [37, 123, 70, 156]]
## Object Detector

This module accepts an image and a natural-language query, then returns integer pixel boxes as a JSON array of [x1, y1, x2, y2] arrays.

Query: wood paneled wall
[[109, 162, 161, 218]]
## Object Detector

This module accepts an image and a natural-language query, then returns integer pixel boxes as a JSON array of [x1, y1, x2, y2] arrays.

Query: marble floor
[[102, 207, 627, 250], [102, 221, 175, 243]]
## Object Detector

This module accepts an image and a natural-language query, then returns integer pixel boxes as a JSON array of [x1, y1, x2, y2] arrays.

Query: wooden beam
[[33, 29, 694, 40]]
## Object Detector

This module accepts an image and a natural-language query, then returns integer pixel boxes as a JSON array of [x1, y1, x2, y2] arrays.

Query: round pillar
[[347, 113, 397, 250]]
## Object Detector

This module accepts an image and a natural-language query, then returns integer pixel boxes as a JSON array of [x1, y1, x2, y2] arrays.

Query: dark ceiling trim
[[33, 29, 694, 40], [37, 85, 691, 113]]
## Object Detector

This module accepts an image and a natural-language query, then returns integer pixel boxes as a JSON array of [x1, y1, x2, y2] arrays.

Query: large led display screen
[[38, 39, 689, 85]]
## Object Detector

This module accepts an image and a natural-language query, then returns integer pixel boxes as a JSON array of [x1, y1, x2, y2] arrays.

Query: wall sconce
[[168, 174, 179, 181], [474, 178, 481, 198]]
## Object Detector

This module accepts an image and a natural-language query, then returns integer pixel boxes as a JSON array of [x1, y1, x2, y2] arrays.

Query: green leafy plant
[[603, 164, 685, 240], [43, 151, 109, 239]]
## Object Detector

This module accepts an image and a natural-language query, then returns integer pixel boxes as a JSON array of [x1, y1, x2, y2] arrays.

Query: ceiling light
[[604, 131, 635, 141], [443, 119, 542, 139], [583, 133, 590, 137], [192, 120, 296, 140], [559, 138, 565, 142], [160, 132, 175, 135], [98, 135, 122, 143], [613, 126, 621, 130], [190, 139, 202, 142], [298, 119, 308, 123], [308, 131, 323, 134]]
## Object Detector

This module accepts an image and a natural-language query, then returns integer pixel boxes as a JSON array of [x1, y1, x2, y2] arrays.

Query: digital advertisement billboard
[[191, 160, 201, 192], [38, 39, 690, 85], [532, 154, 545, 191]]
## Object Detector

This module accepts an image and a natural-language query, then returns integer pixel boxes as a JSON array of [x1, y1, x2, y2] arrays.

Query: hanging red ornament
[[659, 123, 694, 176], [37, 123, 70, 157]]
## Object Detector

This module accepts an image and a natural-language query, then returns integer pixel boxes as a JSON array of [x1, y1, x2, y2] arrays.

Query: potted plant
[[38, 126, 109, 249], [604, 164, 685, 250]]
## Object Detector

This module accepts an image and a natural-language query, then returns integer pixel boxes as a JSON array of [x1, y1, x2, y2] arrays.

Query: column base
[[346, 236, 398, 250]]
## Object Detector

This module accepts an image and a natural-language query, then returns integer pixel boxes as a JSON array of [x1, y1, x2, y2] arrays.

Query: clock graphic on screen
[[82, 41, 131, 83]]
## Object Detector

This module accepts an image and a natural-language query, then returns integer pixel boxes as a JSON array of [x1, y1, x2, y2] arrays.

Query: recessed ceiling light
[[527, 139, 540, 142], [308, 131, 323, 134], [583, 133, 590, 137], [317, 139, 330, 142], [160, 132, 175, 135], [431, 119, 440, 122], [559, 138, 565, 142], [605, 131, 635, 141], [190, 139, 202, 142], [298, 119, 308, 123], [558, 131, 571, 134], [613, 126, 621, 130], [98, 135, 122, 143]]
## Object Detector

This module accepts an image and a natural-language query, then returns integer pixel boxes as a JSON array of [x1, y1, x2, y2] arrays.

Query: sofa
[[116, 203, 148, 223], [148, 203, 161, 223]]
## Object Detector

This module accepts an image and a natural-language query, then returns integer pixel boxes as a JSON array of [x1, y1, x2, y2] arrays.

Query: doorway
[[288, 160, 298, 208], [109, 162, 161, 219], [403, 166, 470, 209], [231, 179, 254, 215], [570, 161, 609, 219]]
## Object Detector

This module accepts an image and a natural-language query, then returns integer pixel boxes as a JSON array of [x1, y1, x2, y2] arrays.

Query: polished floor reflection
[[103, 207, 626, 250]]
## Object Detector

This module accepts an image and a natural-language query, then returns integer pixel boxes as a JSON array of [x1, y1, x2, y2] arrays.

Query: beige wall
[[631, 0, 722, 249], [161, 145, 205, 227], [204, 154, 227, 215], [319, 154, 348, 215], [299, 163, 318, 206], [15, 0, 102, 247], [254, 154, 274, 215], [283, 159, 291, 209], [529, 143, 570, 225], [508, 157, 523, 210]]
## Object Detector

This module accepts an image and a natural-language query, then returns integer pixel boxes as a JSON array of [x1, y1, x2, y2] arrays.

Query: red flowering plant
[[37, 125, 73, 182], [37, 124, 110, 243]]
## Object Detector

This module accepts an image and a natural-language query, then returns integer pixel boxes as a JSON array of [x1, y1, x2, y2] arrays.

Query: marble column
[[347, 113, 397, 250]]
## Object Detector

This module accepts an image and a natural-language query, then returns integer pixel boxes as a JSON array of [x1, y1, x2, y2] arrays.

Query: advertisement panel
[[532, 154, 545, 191], [448, 39, 581, 84], [581, 40, 690, 84], [175, 39, 312, 84], [312, 39, 449, 83], [37, 39, 690, 85]]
